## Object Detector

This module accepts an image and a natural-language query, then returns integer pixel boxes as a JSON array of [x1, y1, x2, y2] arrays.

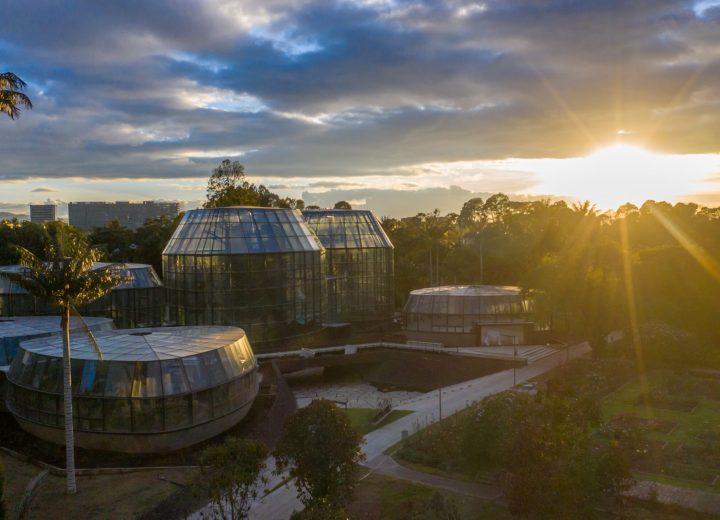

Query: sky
[[2, 0, 720, 217]]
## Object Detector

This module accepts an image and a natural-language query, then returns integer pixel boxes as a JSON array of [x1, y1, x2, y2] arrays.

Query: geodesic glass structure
[[163, 207, 325, 349], [403, 285, 533, 346], [303, 209, 394, 324], [5, 326, 258, 453]]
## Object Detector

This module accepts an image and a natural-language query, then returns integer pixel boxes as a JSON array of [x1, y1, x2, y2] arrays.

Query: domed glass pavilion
[[0, 263, 165, 328], [403, 285, 533, 347], [303, 209, 394, 324], [5, 326, 258, 453], [0, 315, 114, 366], [163, 207, 326, 350]]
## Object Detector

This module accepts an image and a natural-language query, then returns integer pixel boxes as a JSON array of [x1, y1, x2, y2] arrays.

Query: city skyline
[[2, 1, 720, 216]]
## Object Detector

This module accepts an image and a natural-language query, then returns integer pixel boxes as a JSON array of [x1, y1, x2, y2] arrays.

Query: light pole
[[438, 386, 442, 421], [513, 345, 518, 386]]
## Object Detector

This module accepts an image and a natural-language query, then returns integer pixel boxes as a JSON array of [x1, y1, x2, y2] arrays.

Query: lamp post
[[438, 386, 442, 421]]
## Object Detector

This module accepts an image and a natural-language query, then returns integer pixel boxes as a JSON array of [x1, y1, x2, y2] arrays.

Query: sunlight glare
[[527, 144, 719, 210]]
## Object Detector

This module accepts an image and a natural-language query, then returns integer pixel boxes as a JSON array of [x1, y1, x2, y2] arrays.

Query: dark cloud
[[0, 0, 718, 186], [31, 188, 57, 192]]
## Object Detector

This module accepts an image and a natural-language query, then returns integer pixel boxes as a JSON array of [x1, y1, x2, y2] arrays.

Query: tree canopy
[[204, 159, 304, 209], [274, 400, 365, 509], [198, 437, 267, 520]]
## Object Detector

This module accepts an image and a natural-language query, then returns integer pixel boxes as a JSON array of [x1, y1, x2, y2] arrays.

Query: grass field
[[602, 379, 720, 445], [601, 371, 720, 491], [348, 472, 510, 520], [347, 408, 413, 436]]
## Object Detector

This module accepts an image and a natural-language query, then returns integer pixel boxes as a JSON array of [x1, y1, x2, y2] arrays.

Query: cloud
[[0, 0, 718, 195], [31, 187, 58, 192]]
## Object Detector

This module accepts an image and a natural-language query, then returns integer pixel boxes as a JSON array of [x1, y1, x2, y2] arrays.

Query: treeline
[[0, 215, 181, 275], [3, 190, 720, 365], [383, 195, 720, 361]]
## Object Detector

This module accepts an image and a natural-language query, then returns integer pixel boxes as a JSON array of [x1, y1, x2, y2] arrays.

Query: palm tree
[[4, 228, 123, 494], [0, 72, 33, 119]]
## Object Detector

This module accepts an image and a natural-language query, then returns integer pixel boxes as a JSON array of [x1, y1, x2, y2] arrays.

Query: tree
[[289, 500, 347, 520], [205, 160, 304, 209], [500, 392, 634, 520], [4, 228, 123, 494], [0, 72, 33, 119], [274, 400, 365, 509], [333, 201, 352, 210], [199, 437, 268, 520]]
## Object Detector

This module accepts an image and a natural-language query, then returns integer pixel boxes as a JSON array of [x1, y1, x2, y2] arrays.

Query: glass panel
[[132, 398, 164, 432], [193, 389, 213, 423], [183, 356, 211, 391], [201, 351, 227, 385], [161, 359, 189, 395], [131, 361, 162, 397], [164, 395, 192, 429], [105, 363, 135, 397], [105, 399, 132, 432]]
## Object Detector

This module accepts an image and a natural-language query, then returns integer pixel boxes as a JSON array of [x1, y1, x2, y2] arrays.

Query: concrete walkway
[[363, 453, 501, 500], [628, 480, 720, 516]]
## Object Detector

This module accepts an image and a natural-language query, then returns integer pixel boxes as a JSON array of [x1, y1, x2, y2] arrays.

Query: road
[[190, 342, 591, 520]]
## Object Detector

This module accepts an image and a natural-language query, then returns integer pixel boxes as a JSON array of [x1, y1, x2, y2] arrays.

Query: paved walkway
[[628, 480, 720, 516], [363, 453, 501, 500]]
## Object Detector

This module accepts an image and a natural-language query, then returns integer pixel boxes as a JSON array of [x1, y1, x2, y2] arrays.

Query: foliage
[[397, 366, 639, 520], [0, 72, 33, 119], [198, 437, 268, 520], [204, 159, 304, 209], [0, 220, 84, 265], [274, 400, 365, 509], [408, 491, 461, 520], [333, 201, 352, 210], [383, 194, 720, 364], [289, 499, 347, 520], [87, 214, 183, 274]]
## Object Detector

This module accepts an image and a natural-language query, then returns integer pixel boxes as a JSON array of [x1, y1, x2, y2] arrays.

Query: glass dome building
[[80, 263, 165, 328], [163, 207, 326, 350], [403, 285, 533, 347], [5, 326, 259, 453], [0, 266, 53, 317], [0, 263, 165, 328], [0, 316, 114, 366], [302, 209, 394, 324]]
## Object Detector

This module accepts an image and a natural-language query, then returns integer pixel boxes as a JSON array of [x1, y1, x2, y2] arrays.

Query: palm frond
[[69, 306, 104, 361], [1, 72, 33, 120]]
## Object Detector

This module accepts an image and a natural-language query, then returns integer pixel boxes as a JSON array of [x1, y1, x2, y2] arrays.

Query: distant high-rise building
[[29, 204, 56, 224], [68, 201, 180, 230]]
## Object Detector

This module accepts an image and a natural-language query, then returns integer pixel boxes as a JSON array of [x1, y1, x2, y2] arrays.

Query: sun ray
[[652, 208, 720, 283], [619, 218, 651, 413]]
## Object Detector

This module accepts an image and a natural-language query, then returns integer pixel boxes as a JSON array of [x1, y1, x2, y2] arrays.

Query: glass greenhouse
[[81, 263, 165, 328], [303, 209, 394, 324], [0, 263, 165, 328], [403, 285, 534, 346], [163, 207, 326, 350], [5, 326, 259, 453], [0, 316, 114, 366]]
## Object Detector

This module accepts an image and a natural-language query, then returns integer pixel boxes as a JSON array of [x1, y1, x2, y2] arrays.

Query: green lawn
[[602, 379, 720, 445], [346, 408, 413, 436]]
